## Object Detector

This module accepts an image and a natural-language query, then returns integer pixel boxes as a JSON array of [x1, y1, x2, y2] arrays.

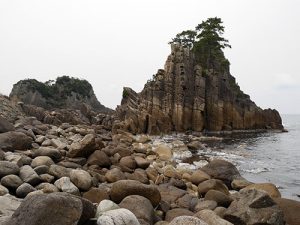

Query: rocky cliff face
[[115, 44, 283, 134], [10, 76, 112, 114]]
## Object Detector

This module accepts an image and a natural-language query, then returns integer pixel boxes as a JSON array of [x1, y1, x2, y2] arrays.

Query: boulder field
[[0, 115, 298, 225]]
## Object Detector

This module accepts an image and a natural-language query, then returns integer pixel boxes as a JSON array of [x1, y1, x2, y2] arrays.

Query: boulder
[[34, 165, 49, 174], [165, 208, 194, 222], [155, 144, 172, 161], [0, 161, 20, 178], [67, 134, 96, 158], [134, 156, 150, 169], [204, 190, 233, 207], [187, 141, 202, 150], [105, 168, 126, 183], [200, 160, 241, 187], [274, 198, 300, 225], [169, 216, 208, 225], [1, 174, 23, 189], [49, 164, 71, 178], [197, 179, 229, 196], [231, 178, 252, 190], [36, 183, 59, 193], [70, 169, 92, 191], [97, 208, 140, 225], [110, 180, 161, 207], [119, 195, 155, 225], [224, 189, 284, 225], [87, 150, 111, 167], [96, 200, 120, 218], [242, 183, 281, 198], [54, 177, 80, 195], [0, 116, 15, 133], [0, 131, 32, 151], [194, 200, 218, 212], [31, 156, 54, 168], [16, 183, 36, 198], [83, 187, 110, 204], [0, 194, 22, 217], [0, 149, 4, 160], [19, 165, 42, 186], [126, 169, 149, 184], [195, 209, 233, 225], [191, 170, 210, 185], [158, 184, 186, 205], [0, 184, 9, 196], [5, 192, 92, 225], [120, 156, 137, 170], [40, 174, 55, 183], [33, 147, 61, 160]]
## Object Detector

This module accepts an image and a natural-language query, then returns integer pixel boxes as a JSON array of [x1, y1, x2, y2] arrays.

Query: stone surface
[[0, 161, 20, 178], [110, 180, 161, 206], [5, 192, 85, 225], [224, 189, 284, 225], [119, 195, 155, 225], [0, 194, 22, 217], [105, 168, 126, 183], [134, 156, 150, 169], [0, 184, 9, 196], [274, 198, 300, 225], [0, 116, 15, 133], [204, 190, 233, 207], [194, 200, 218, 212], [33, 147, 61, 160], [114, 44, 283, 134], [19, 165, 42, 186], [1, 174, 23, 189], [155, 144, 172, 161], [95, 200, 120, 218], [231, 178, 252, 190], [36, 183, 59, 193], [165, 208, 194, 222], [70, 169, 92, 191], [197, 179, 229, 196], [195, 209, 233, 225], [191, 170, 210, 185], [67, 134, 96, 158], [83, 187, 110, 204], [16, 183, 36, 198], [31, 156, 54, 168], [54, 177, 80, 195], [119, 156, 136, 170], [87, 150, 111, 167], [49, 164, 71, 178], [97, 208, 140, 225], [242, 183, 281, 198], [169, 216, 208, 225], [201, 160, 241, 187], [0, 131, 32, 151]]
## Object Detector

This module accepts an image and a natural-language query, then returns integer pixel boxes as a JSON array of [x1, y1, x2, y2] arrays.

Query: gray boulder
[[169, 216, 208, 225], [97, 208, 140, 225], [0, 116, 15, 133], [54, 176, 80, 195], [19, 165, 42, 186], [0, 131, 32, 151], [16, 183, 36, 198], [0, 174, 23, 189]]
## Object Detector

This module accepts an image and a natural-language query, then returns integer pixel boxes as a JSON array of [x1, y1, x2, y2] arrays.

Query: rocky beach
[[0, 17, 299, 225]]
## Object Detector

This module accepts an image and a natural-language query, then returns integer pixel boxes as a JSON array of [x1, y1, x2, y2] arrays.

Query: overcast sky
[[0, 0, 299, 114]]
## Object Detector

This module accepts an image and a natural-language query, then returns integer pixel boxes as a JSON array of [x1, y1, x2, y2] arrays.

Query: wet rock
[[54, 177, 80, 195], [16, 183, 36, 198], [155, 144, 172, 161], [169, 216, 208, 225], [0, 131, 32, 151], [195, 209, 233, 225], [231, 178, 252, 190], [19, 165, 42, 186], [70, 169, 92, 191], [165, 208, 194, 222], [0, 161, 20, 178], [31, 156, 54, 168], [0, 116, 15, 133], [204, 190, 233, 207], [83, 187, 110, 204], [95, 200, 120, 218], [274, 198, 300, 225], [67, 134, 96, 158], [87, 150, 111, 167], [110, 180, 161, 206], [33, 147, 61, 160], [191, 170, 210, 185], [242, 183, 281, 198], [224, 189, 284, 225], [1, 174, 23, 189], [119, 195, 155, 225], [6, 192, 86, 225], [49, 164, 72, 178], [201, 160, 241, 187], [197, 179, 229, 196], [97, 208, 140, 225], [105, 168, 126, 183]]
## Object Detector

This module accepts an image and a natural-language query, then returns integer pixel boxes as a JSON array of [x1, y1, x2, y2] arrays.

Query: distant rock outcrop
[[10, 76, 111, 114], [114, 44, 283, 134]]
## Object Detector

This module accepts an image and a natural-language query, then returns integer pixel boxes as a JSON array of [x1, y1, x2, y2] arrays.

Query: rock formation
[[115, 44, 283, 134]]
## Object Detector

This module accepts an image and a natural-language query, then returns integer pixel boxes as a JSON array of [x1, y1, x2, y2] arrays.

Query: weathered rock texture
[[115, 44, 283, 134]]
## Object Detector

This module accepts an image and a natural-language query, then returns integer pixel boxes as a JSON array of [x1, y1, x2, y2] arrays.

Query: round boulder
[[70, 169, 92, 191], [97, 208, 140, 225], [16, 183, 36, 198], [0, 161, 20, 178], [1, 174, 23, 189]]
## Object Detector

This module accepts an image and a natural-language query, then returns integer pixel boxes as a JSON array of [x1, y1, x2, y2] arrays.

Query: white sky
[[0, 0, 299, 114]]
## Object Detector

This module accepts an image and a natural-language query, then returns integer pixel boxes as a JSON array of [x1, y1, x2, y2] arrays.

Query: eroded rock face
[[115, 44, 283, 134]]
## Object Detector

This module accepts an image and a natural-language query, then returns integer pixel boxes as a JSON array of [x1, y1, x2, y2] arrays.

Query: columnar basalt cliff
[[115, 44, 283, 134]]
